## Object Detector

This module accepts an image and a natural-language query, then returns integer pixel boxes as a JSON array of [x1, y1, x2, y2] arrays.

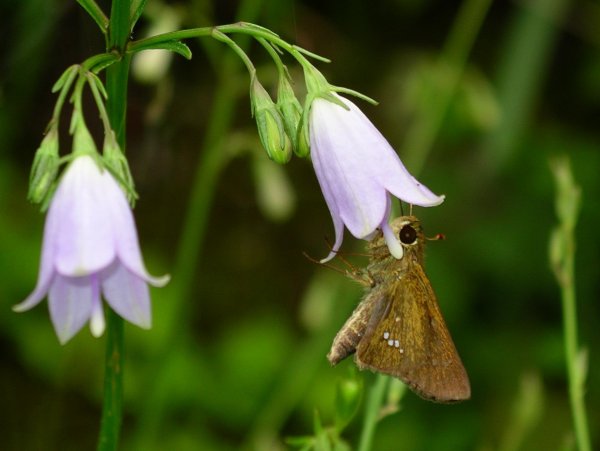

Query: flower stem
[[357, 374, 389, 451], [549, 157, 591, 451], [97, 1, 131, 450], [97, 309, 124, 451]]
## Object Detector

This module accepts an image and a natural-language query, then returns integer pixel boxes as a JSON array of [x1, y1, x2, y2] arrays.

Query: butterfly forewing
[[355, 262, 470, 403]]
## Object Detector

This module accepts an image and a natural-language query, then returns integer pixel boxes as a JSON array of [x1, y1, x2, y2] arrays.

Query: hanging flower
[[309, 94, 444, 262], [14, 155, 169, 344]]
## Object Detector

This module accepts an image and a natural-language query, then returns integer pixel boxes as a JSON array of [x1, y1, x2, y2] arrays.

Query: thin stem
[[561, 262, 591, 451], [357, 374, 389, 451], [126, 22, 327, 68], [82, 52, 121, 73], [85, 73, 111, 131], [549, 157, 591, 451], [96, 310, 124, 451], [257, 37, 286, 77], [97, 1, 132, 450], [210, 29, 256, 76], [50, 66, 79, 129]]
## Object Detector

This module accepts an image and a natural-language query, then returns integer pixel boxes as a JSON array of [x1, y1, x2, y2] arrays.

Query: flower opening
[[309, 94, 444, 262], [14, 155, 169, 344]]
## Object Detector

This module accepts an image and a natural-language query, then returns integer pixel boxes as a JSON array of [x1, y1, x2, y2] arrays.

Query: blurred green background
[[1, 0, 599, 450]]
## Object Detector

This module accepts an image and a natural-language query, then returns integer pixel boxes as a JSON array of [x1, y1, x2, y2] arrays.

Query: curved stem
[[127, 22, 328, 67], [211, 29, 256, 76]]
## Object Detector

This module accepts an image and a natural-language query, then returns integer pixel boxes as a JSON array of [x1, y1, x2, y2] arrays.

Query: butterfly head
[[369, 216, 426, 263]]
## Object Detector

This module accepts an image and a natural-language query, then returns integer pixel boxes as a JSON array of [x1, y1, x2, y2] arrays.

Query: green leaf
[[86, 72, 108, 99], [76, 0, 109, 33], [135, 40, 192, 60], [130, 0, 148, 32], [51, 65, 79, 93]]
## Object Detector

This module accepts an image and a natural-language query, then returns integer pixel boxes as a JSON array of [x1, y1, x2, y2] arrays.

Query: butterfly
[[327, 215, 470, 403]]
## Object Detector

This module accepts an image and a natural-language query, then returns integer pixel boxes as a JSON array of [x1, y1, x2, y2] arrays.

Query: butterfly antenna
[[302, 251, 349, 278], [324, 235, 370, 258]]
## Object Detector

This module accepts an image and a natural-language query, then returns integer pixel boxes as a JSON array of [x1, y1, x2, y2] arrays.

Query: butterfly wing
[[355, 262, 470, 403]]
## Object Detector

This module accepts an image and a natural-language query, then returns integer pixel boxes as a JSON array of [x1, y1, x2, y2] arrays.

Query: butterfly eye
[[399, 224, 418, 245]]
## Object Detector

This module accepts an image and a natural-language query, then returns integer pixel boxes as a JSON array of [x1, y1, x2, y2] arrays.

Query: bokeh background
[[1, 0, 599, 450]]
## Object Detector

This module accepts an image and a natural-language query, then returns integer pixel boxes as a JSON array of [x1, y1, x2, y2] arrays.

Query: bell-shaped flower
[[309, 94, 444, 262], [14, 155, 169, 344]]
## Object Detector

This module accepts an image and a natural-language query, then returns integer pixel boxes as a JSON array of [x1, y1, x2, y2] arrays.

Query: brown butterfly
[[327, 215, 470, 403]]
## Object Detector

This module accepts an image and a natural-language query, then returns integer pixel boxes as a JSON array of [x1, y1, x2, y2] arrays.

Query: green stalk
[[357, 374, 389, 451], [549, 157, 591, 451], [97, 310, 124, 451], [97, 1, 131, 450]]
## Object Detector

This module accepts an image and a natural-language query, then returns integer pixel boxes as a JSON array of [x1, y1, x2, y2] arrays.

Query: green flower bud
[[28, 129, 60, 205], [71, 116, 98, 157], [276, 76, 302, 152], [295, 114, 311, 158], [103, 131, 138, 205], [250, 77, 292, 164]]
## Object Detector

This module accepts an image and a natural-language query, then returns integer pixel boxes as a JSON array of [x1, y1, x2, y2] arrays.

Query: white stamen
[[394, 340, 400, 348], [383, 332, 390, 339], [399, 348, 405, 354], [387, 339, 394, 346], [382, 221, 404, 259]]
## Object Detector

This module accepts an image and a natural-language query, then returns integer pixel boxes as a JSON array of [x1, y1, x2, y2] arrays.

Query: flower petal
[[13, 227, 57, 312], [310, 97, 388, 238], [335, 96, 445, 207], [52, 156, 116, 276], [48, 274, 96, 344], [99, 175, 170, 287], [319, 211, 345, 263], [102, 261, 152, 329]]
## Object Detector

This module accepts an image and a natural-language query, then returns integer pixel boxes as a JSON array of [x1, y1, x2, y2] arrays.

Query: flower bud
[[294, 115, 311, 158], [276, 76, 302, 152], [28, 129, 60, 205], [103, 131, 138, 204], [71, 116, 98, 156], [250, 77, 292, 164]]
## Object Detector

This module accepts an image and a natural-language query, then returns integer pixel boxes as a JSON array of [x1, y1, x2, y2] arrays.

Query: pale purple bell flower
[[14, 155, 169, 344], [309, 94, 445, 262]]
